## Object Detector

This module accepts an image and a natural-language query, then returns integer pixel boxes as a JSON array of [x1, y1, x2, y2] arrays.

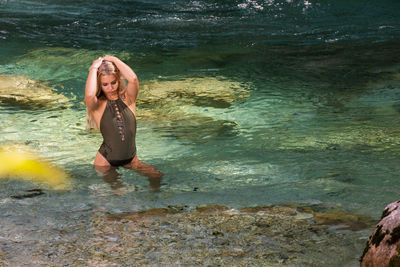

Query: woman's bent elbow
[[126, 75, 138, 84]]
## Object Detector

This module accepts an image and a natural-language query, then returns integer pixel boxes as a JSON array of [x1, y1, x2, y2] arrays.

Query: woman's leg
[[94, 151, 110, 166], [125, 155, 163, 192], [94, 165, 123, 190], [94, 152, 123, 190]]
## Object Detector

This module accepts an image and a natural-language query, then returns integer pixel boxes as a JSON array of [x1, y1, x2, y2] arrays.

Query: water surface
[[1, 1, 400, 253]]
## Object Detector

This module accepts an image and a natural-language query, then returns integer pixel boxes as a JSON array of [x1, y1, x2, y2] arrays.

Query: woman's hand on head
[[90, 57, 103, 70], [103, 55, 117, 62]]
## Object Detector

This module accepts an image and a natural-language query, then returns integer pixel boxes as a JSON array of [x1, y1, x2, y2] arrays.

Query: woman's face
[[100, 74, 119, 98]]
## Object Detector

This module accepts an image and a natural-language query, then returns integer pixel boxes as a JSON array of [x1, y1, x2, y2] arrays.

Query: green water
[[1, 0, 400, 229]]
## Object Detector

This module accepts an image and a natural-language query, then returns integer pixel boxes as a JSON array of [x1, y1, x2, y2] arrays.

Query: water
[[0, 0, 400, 261]]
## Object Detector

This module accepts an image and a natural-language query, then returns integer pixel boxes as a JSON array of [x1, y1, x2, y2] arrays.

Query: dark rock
[[212, 230, 224, 237], [11, 189, 44, 199], [361, 201, 400, 266]]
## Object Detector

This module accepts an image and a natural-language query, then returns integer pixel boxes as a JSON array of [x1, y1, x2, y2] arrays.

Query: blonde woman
[[85, 55, 162, 190]]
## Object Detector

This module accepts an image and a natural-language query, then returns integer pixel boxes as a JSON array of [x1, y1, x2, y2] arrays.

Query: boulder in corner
[[361, 201, 400, 266]]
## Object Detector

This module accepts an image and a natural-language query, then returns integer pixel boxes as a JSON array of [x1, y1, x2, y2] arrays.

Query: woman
[[85, 55, 162, 191]]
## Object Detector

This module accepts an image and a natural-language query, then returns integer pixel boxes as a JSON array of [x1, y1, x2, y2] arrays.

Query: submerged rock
[[0, 204, 374, 266], [85, 204, 371, 266], [305, 208, 374, 231], [139, 77, 249, 109], [361, 201, 400, 266], [0, 75, 70, 110], [241, 204, 374, 231], [274, 127, 400, 153], [11, 189, 44, 199], [105, 208, 182, 221], [134, 77, 250, 143]]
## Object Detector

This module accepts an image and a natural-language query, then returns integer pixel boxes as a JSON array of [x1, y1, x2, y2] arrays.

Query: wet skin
[[93, 74, 163, 192]]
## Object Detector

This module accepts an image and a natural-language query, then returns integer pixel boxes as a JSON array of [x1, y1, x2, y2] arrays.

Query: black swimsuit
[[98, 97, 136, 167]]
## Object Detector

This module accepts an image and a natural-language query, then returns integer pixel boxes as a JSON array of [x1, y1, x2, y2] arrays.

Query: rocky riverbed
[[0, 204, 375, 266]]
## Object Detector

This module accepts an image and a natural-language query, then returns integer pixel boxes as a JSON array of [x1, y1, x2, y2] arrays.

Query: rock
[[11, 189, 44, 199], [0, 75, 70, 110], [104, 207, 182, 222], [197, 205, 230, 213], [139, 77, 250, 109], [311, 210, 373, 231], [361, 200, 400, 266]]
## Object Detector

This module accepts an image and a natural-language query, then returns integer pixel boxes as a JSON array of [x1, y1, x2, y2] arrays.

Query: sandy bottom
[[0, 203, 375, 266]]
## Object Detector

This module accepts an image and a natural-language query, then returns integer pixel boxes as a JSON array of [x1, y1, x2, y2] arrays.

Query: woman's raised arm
[[103, 55, 139, 102], [85, 57, 103, 111]]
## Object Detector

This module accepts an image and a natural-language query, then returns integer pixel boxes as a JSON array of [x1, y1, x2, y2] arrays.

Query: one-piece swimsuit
[[98, 97, 136, 166]]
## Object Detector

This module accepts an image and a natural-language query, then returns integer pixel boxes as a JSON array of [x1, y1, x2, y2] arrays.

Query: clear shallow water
[[1, 0, 400, 231]]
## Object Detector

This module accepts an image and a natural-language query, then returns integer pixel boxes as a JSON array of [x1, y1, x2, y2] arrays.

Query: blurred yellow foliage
[[0, 147, 70, 190]]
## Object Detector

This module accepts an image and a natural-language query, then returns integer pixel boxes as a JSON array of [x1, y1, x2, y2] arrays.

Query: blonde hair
[[86, 60, 127, 130], [96, 60, 126, 97]]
